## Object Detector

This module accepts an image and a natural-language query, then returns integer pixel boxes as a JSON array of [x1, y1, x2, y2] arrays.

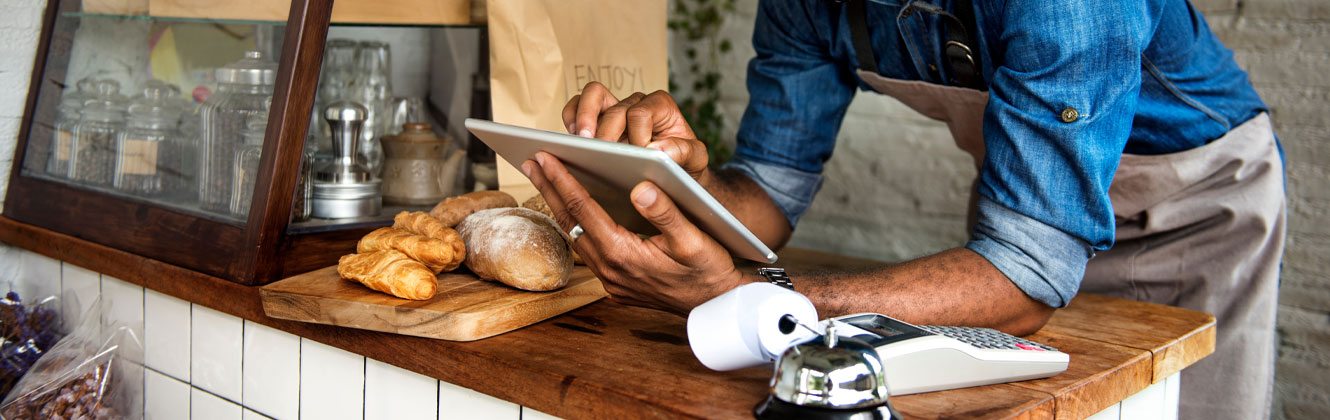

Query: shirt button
[[1060, 107, 1079, 123]]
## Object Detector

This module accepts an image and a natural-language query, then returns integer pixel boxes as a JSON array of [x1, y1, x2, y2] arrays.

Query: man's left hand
[[522, 152, 750, 315]]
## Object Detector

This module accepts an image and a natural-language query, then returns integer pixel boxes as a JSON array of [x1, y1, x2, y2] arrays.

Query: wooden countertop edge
[[0, 216, 704, 419], [0, 216, 1216, 419]]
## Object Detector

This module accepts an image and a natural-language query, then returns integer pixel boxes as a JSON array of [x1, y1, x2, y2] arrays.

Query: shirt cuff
[[964, 196, 1095, 308], [721, 157, 824, 228]]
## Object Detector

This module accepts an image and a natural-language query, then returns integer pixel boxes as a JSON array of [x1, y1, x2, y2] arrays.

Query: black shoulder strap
[[847, 0, 878, 73], [847, 0, 985, 90], [946, 0, 985, 90]]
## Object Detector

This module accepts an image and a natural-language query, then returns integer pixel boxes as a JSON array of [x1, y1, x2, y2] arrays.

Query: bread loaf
[[456, 208, 573, 291], [392, 211, 465, 263], [521, 195, 583, 265], [356, 227, 462, 273], [430, 191, 518, 227], [337, 250, 438, 300]]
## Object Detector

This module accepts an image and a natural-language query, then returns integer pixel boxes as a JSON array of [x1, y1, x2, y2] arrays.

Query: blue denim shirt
[[725, 0, 1268, 307]]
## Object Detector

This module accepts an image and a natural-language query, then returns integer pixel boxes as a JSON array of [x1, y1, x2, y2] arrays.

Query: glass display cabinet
[[5, 0, 490, 284]]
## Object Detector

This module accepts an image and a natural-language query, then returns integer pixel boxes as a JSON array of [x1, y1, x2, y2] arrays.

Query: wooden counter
[[0, 216, 1215, 419]]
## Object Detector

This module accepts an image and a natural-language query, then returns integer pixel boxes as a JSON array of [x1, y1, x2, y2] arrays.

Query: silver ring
[[568, 224, 584, 241]]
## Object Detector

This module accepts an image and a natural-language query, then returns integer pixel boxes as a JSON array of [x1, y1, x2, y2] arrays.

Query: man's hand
[[522, 152, 751, 315], [562, 82, 711, 181]]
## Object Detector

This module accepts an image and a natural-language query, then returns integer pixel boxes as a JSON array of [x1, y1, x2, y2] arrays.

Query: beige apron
[[856, 69, 1284, 420]]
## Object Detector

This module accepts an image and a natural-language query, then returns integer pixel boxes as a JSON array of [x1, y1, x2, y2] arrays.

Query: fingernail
[[520, 161, 533, 177], [567, 123, 575, 134], [578, 129, 592, 138], [633, 185, 657, 207]]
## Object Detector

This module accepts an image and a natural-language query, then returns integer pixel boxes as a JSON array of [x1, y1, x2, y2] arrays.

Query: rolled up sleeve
[[966, 196, 1094, 308]]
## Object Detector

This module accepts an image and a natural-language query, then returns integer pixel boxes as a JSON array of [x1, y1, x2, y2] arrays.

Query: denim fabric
[[965, 196, 1094, 307], [732, 0, 1269, 307]]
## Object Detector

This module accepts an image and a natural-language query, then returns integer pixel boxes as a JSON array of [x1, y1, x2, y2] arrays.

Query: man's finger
[[522, 159, 577, 232], [562, 94, 581, 134], [575, 82, 616, 138], [647, 137, 710, 179], [595, 92, 646, 142], [626, 91, 689, 146], [630, 181, 711, 261], [533, 152, 622, 245]]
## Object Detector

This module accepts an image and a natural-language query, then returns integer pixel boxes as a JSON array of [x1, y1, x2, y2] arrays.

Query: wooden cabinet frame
[[4, 0, 373, 284]]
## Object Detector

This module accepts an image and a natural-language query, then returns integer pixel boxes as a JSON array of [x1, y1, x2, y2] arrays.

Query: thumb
[[630, 182, 710, 260]]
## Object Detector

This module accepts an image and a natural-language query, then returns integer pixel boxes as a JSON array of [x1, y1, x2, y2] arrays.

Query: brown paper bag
[[487, 0, 669, 203]]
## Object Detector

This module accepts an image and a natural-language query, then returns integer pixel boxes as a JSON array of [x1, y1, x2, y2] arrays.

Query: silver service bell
[[755, 321, 903, 420]]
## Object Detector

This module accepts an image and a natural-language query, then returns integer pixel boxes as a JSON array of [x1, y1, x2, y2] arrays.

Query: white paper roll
[[687, 283, 820, 371]]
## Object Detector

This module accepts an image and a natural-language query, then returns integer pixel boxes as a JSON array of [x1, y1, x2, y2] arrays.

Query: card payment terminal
[[828, 313, 1070, 396]]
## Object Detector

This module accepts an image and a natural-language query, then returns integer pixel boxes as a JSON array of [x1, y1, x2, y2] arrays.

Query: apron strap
[[847, 0, 879, 74], [946, 0, 984, 90], [846, 0, 986, 90]]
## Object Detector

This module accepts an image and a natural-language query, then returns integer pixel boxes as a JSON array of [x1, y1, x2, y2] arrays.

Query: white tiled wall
[[0, 244, 532, 420]]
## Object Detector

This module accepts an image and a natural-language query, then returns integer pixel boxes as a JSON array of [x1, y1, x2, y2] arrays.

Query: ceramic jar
[[380, 123, 464, 205]]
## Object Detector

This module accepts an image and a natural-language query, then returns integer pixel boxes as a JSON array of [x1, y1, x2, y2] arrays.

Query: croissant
[[337, 250, 437, 300], [357, 227, 462, 273], [393, 211, 466, 262]]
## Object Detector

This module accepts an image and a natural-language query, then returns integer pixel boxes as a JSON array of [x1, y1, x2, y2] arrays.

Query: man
[[521, 1, 1284, 419]]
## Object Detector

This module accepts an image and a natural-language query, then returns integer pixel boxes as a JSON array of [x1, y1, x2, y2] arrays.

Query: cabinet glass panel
[[290, 25, 487, 233], [19, 1, 286, 225]]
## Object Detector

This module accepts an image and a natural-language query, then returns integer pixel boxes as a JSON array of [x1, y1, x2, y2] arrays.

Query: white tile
[[365, 359, 437, 420], [145, 289, 191, 382], [244, 408, 275, 420], [438, 380, 519, 420], [300, 338, 365, 420], [1121, 377, 1168, 420], [144, 368, 190, 420], [61, 263, 100, 326], [100, 276, 143, 338], [1085, 402, 1121, 420], [192, 387, 243, 420], [522, 406, 564, 420], [192, 304, 243, 402], [242, 321, 300, 420], [1163, 372, 1181, 420], [0, 246, 62, 304]]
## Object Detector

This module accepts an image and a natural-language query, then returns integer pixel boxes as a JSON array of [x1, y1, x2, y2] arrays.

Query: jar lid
[[215, 50, 278, 85], [128, 83, 182, 127], [80, 80, 128, 122]]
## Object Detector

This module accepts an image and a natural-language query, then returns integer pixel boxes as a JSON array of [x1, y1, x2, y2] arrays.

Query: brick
[[1234, 50, 1330, 88], [1286, 162, 1330, 201], [1240, 0, 1330, 22], [1275, 307, 1330, 354], [1280, 269, 1330, 312], [1211, 18, 1330, 53], [1193, 0, 1239, 14]]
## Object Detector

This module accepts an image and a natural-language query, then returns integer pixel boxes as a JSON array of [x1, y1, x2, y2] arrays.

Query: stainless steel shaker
[[311, 102, 382, 219]]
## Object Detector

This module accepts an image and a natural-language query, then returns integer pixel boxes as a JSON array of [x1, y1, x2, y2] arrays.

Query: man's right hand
[[562, 82, 711, 181]]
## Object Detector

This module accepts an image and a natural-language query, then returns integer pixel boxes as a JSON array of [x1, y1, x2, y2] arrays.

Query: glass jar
[[199, 50, 276, 214], [351, 40, 392, 177], [70, 80, 127, 187], [230, 112, 268, 216], [47, 77, 97, 178], [114, 84, 182, 198], [309, 38, 359, 157]]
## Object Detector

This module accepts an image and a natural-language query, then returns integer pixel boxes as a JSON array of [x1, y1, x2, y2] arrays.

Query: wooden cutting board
[[260, 265, 607, 341]]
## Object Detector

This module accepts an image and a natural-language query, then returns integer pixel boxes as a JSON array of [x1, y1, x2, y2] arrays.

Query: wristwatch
[[758, 268, 794, 290]]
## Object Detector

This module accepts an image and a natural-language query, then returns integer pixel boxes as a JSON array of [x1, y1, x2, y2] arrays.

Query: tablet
[[465, 119, 778, 264]]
